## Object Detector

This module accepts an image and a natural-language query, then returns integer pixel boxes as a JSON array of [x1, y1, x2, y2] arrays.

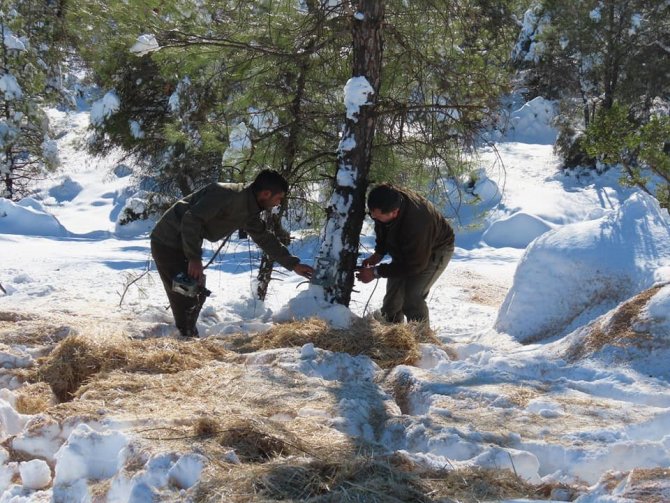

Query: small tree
[[1, 0, 66, 200], [515, 0, 670, 167], [584, 103, 670, 207]]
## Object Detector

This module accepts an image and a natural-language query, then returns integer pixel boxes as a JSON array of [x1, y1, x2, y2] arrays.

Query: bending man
[[356, 184, 455, 326], [151, 170, 313, 337]]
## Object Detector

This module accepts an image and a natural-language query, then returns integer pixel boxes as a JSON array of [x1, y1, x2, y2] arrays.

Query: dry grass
[[26, 334, 231, 402], [567, 284, 665, 361], [195, 453, 541, 503], [217, 420, 299, 463], [14, 382, 55, 414], [226, 317, 449, 369], [6, 314, 556, 502]]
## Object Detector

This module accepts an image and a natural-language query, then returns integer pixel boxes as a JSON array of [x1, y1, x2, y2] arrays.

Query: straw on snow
[[227, 317, 454, 368]]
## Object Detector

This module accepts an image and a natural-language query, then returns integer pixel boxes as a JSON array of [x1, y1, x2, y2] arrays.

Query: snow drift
[[495, 193, 670, 342], [0, 198, 68, 237]]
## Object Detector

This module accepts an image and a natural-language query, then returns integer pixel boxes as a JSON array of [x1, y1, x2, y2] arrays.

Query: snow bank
[[48, 176, 83, 202], [482, 211, 554, 248], [0, 198, 69, 237], [273, 285, 354, 328], [503, 97, 557, 145], [496, 193, 670, 342], [641, 284, 670, 336]]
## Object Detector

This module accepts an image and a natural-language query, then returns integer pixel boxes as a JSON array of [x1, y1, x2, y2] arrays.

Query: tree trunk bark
[[256, 203, 291, 301], [313, 0, 384, 306]]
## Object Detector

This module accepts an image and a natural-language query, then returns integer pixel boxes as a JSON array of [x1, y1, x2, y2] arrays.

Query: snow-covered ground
[[1, 104, 670, 502]]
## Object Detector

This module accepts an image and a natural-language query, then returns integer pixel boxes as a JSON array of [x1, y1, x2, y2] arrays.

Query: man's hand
[[362, 253, 382, 268], [188, 259, 204, 283], [293, 263, 314, 279], [356, 267, 376, 284]]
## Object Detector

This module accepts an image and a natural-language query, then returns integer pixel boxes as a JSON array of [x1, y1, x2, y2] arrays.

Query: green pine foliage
[[70, 0, 518, 220], [1, 0, 67, 200], [515, 0, 670, 177], [584, 103, 670, 207]]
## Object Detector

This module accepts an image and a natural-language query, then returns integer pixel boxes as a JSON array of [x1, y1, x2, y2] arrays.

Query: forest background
[[3, 0, 668, 306]]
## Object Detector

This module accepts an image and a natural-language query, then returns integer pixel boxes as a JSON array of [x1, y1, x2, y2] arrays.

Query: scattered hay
[[195, 453, 542, 503], [14, 382, 56, 414], [0, 311, 38, 322], [567, 284, 665, 361], [194, 416, 221, 438], [217, 420, 298, 463], [31, 334, 128, 402], [29, 334, 232, 402], [227, 317, 449, 369]]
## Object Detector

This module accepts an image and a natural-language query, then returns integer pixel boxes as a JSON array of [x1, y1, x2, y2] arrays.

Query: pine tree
[[0, 0, 66, 200], [71, 0, 517, 305], [514, 0, 670, 168]]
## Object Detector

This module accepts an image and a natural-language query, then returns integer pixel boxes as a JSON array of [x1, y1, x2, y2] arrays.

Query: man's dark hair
[[251, 169, 289, 195], [368, 184, 403, 213]]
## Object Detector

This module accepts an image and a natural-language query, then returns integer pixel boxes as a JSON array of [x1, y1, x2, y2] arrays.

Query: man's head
[[367, 184, 402, 223], [251, 169, 289, 210]]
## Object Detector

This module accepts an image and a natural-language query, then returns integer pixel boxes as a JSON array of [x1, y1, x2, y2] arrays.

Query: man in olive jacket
[[356, 184, 455, 326], [151, 170, 313, 337]]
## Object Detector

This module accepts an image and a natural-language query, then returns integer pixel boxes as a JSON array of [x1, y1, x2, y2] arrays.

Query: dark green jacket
[[374, 189, 455, 278], [150, 183, 299, 271]]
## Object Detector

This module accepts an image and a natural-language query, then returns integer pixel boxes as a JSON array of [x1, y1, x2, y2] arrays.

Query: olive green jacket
[[150, 183, 300, 271], [374, 189, 455, 278]]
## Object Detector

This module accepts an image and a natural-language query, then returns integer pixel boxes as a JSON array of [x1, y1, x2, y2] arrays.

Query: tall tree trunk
[[256, 201, 290, 300], [313, 0, 384, 306], [255, 36, 315, 300]]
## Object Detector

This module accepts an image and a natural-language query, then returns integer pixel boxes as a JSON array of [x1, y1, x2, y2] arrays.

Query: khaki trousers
[[381, 247, 453, 325]]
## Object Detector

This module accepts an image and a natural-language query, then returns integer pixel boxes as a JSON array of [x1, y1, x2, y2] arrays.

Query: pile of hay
[[227, 317, 450, 369], [28, 334, 231, 402], [196, 451, 541, 503]]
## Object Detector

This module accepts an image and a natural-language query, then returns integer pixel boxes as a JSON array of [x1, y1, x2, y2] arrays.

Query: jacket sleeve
[[180, 185, 223, 260], [245, 216, 300, 271], [377, 218, 433, 278]]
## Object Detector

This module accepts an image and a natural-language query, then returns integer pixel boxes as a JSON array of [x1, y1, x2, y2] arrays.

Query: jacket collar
[[244, 186, 264, 215]]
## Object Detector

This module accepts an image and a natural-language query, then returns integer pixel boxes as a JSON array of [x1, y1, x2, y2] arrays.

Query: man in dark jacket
[[356, 184, 455, 326], [151, 170, 313, 337]]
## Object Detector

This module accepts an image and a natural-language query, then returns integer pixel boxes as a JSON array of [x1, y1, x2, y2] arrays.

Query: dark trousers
[[151, 240, 204, 334], [381, 247, 453, 325]]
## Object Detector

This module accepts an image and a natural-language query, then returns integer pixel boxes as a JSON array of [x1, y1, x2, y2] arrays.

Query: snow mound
[[19, 459, 51, 490], [48, 176, 83, 202], [273, 285, 354, 329], [54, 424, 128, 485], [482, 211, 554, 248], [496, 193, 670, 342], [560, 283, 670, 377], [0, 198, 69, 237], [503, 97, 557, 145]]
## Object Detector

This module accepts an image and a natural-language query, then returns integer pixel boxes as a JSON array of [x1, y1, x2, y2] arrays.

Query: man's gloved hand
[[294, 263, 314, 279], [356, 267, 376, 284], [188, 259, 204, 283]]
